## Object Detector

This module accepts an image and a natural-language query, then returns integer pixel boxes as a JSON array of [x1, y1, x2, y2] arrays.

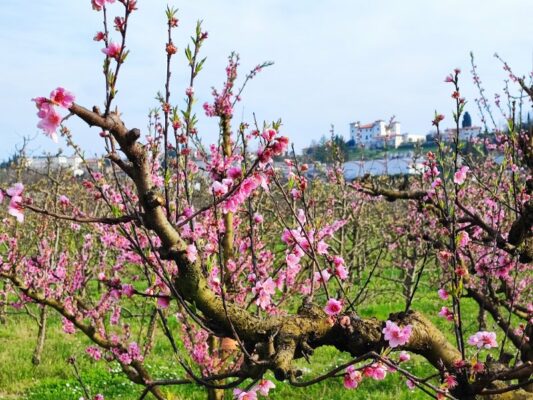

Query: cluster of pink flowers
[[453, 165, 470, 185], [363, 363, 387, 380], [468, 331, 498, 349], [257, 133, 289, 164], [252, 277, 276, 310], [343, 365, 363, 389], [32, 87, 75, 142], [204, 55, 239, 118], [332, 256, 349, 280], [62, 318, 76, 334], [86, 346, 102, 361], [111, 342, 144, 365], [1, 183, 25, 222], [233, 379, 275, 399], [222, 173, 269, 214], [382, 320, 412, 348]]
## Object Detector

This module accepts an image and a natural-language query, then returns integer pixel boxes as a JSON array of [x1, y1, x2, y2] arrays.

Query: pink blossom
[[253, 213, 264, 224], [444, 373, 457, 389], [233, 389, 257, 400], [102, 42, 122, 59], [36, 105, 62, 142], [281, 229, 294, 245], [335, 264, 348, 280], [157, 296, 170, 309], [93, 31, 106, 41], [110, 306, 121, 325], [286, 253, 300, 269], [50, 87, 75, 108], [472, 361, 485, 373], [253, 277, 276, 310], [256, 379, 275, 396], [333, 255, 345, 268], [382, 320, 412, 348], [203, 102, 216, 117], [32, 96, 47, 109], [93, 395, 104, 400], [439, 306, 454, 321], [333, 256, 348, 280], [406, 379, 416, 390], [227, 166, 242, 180], [6, 183, 23, 200], [363, 363, 387, 380], [324, 298, 342, 316], [261, 128, 277, 141], [62, 318, 76, 334], [343, 365, 363, 389], [290, 188, 302, 199], [86, 346, 102, 360], [59, 195, 70, 206], [438, 288, 449, 300], [118, 352, 132, 365], [272, 136, 289, 155], [186, 244, 198, 262], [314, 269, 331, 284], [122, 284, 135, 297], [316, 240, 329, 255], [467, 331, 498, 349], [211, 181, 228, 197], [128, 342, 143, 362], [185, 86, 194, 97], [453, 166, 470, 185], [92, 0, 115, 11], [399, 351, 410, 362], [431, 177, 442, 188], [183, 207, 194, 218], [7, 183, 24, 222]]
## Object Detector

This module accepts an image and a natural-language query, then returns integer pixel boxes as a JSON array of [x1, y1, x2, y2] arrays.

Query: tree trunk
[[0, 280, 8, 325], [32, 306, 48, 365], [207, 336, 224, 400], [143, 308, 158, 357]]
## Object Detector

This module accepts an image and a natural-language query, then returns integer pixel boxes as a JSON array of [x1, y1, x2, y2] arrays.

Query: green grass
[[0, 315, 431, 400]]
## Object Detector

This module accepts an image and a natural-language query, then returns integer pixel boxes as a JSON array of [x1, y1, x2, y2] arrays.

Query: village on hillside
[[302, 111, 505, 164]]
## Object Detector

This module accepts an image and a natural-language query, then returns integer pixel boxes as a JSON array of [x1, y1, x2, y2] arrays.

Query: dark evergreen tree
[[462, 111, 472, 128]]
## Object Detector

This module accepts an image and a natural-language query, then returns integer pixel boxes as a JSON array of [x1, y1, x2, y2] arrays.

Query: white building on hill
[[349, 120, 404, 148], [442, 126, 483, 141]]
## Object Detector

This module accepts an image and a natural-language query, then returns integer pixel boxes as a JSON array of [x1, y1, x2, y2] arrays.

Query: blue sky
[[0, 0, 532, 159]]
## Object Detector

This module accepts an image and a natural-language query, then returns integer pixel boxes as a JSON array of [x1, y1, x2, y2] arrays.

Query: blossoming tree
[[0, 1, 531, 399]]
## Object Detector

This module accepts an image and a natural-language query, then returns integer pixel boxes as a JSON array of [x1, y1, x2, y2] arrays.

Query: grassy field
[[0, 284, 492, 400]]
